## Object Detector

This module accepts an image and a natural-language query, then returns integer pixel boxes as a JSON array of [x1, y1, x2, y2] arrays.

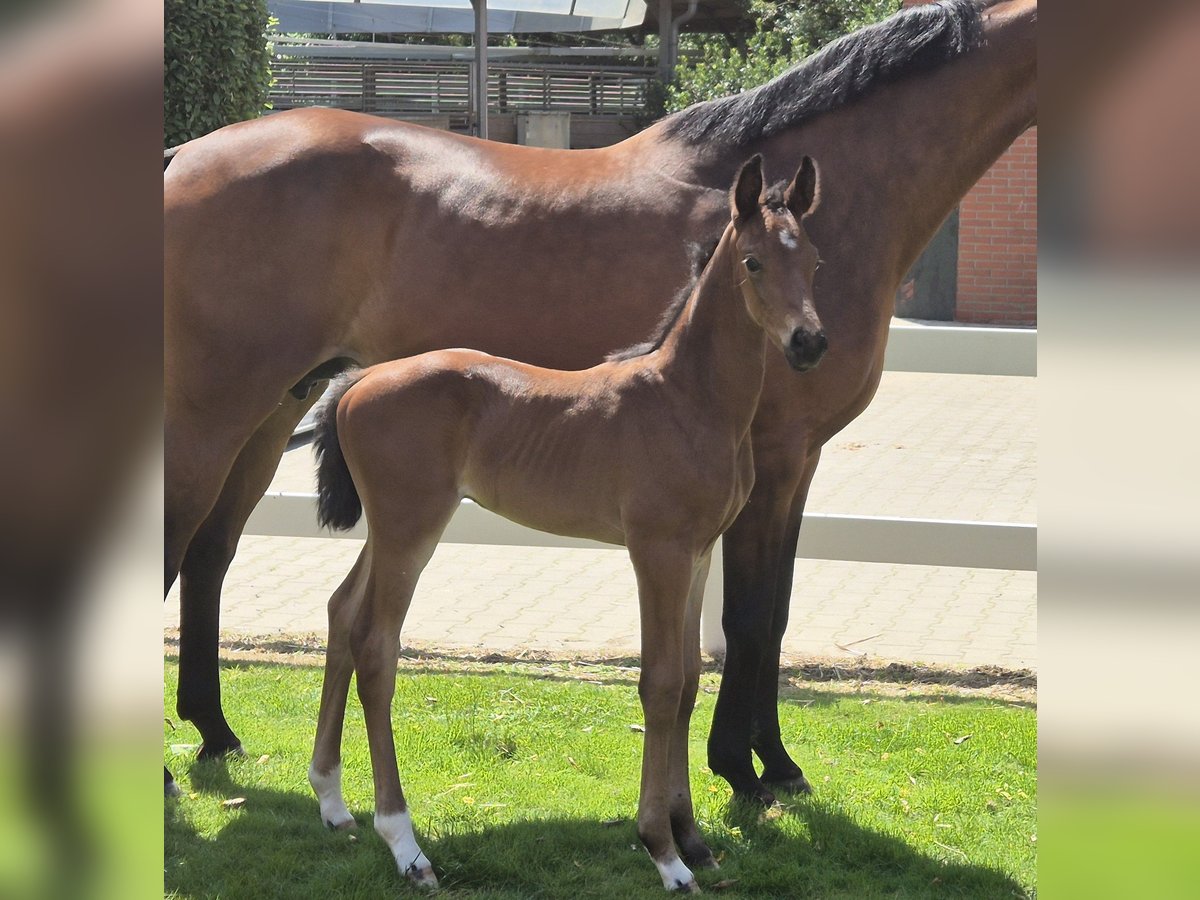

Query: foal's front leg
[[629, 540, 701, 893], [351, 549, 438, 889], [669, 552, 717, 870]]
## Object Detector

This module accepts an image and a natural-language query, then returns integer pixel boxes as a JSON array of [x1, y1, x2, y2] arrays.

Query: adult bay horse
[[164, 0, 1037, 801], [308, 156, 822, 892]]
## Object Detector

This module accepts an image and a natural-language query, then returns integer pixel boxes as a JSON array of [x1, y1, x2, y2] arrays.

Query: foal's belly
[[460, 446, 627, 548], [465, 488, 627, 548], [457, 391, 629, 547]]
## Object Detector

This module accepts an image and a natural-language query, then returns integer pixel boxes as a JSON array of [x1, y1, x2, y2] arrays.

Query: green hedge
[[164, 0, 272, 148]]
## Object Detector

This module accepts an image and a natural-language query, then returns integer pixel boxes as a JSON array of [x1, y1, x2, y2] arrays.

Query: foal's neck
[[651, 228, 766, 437]]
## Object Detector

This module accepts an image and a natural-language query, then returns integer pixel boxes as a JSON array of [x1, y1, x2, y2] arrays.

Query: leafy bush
[[164, 0, 273, 147], [666, 0, 902, 112]]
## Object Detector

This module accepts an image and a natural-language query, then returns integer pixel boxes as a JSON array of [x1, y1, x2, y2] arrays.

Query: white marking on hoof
[[308, 762, 355, 830], [654, 854, 697, 893], [375, 810, 436, 889]]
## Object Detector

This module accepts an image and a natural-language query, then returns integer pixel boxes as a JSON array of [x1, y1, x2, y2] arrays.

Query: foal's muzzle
[[785, 328, 828, 372]]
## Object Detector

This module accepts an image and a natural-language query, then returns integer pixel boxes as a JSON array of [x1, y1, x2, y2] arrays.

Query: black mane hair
[[662, 0, 986, 146], [606, 238, 721, 362]]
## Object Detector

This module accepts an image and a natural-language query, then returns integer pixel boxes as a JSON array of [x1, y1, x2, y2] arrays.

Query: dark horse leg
[[752, 451, 821, 794], [173, 394, 318, 764], [17, 573, 93, 899], [707, 454, 808, 805]]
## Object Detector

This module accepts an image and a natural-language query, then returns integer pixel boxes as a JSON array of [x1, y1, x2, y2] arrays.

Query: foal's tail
[[314, 370, 367, 531]]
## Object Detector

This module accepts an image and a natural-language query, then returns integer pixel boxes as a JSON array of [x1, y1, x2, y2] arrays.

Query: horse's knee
[[639, 669, 685, 718], [721, 610, 770, 653], [179, 516, 241, 584]]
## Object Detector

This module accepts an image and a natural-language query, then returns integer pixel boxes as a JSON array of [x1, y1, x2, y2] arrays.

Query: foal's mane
[[662, 0, 986, 145]]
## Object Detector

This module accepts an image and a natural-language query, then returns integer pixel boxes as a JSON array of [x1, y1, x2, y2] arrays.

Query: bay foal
[[308, 155, 826, 893]]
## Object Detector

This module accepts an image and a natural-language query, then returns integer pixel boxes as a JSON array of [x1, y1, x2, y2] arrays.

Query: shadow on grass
[[167, 769, 1028, 899]]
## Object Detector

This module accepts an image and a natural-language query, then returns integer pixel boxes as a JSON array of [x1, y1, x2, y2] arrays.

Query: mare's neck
[[652, 230, 766, 439], [770, 0, 1036, 285]]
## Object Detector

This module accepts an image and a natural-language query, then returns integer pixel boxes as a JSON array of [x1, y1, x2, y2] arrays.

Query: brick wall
[[955, 128, 1038, 325]]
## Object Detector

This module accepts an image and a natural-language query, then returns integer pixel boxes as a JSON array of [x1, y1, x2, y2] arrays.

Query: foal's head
[[728, 154, 827, 372]]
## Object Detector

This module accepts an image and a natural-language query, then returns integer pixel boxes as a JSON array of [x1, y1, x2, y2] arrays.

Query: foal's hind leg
[[176, 396, 316, 760], [352, 498, 460, 890], [310, 544, 371, 831], [669, 551, 717, 870]]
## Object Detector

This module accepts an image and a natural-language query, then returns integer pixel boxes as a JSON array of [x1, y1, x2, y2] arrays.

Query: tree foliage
[[164, 0, 273, 147], [666, 0, 902, 112]]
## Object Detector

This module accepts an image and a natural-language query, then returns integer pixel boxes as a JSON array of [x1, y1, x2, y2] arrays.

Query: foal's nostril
[[816, 331, 828, 354]]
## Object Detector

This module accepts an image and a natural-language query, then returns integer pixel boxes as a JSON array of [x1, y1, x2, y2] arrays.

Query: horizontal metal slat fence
[[269, 58, 654, 121]]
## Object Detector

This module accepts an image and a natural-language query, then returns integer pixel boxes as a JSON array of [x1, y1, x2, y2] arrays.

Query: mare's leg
[[175, 396, 316, 760], [164, 386, 294, 795], [753, 453, 821, 793], [23, 584, 91, 899], [353, 498, 459, 890], [628, 540, 699, 893], [310, 545, 371, 830], [669, 552, 716, 870], [706, 454, 808, 805]]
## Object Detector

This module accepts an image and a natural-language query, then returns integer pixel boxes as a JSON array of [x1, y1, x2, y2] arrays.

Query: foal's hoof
[[165, 769, 182, 798], [406, 864, 439, 889], [763, 772, 813, 796], [671, 878, 701, 894], [325, 815, 357, 831]]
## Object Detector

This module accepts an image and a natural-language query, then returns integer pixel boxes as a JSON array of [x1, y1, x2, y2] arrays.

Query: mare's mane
[[606, 238, 719, 362], [662, 0, 986, 146]]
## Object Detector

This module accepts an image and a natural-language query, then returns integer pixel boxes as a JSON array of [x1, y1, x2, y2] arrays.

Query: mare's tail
[[314, 370, 366, 531]]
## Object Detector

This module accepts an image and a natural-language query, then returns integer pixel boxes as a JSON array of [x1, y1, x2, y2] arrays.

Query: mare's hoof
[[764, 772, 813, 796], [714, 768, 776, 808], [730, 783, 776, 808], [197, 740, 244, 761], [406, 865, 438, 889]]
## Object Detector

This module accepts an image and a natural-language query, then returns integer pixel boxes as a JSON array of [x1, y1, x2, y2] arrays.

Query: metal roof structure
[[269, 0, 646, 35]]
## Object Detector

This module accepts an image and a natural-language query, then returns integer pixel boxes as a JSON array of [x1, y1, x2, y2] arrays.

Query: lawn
[[165, 649, 1035, 899]]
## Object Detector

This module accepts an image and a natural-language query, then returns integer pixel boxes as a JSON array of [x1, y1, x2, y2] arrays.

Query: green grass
[[165, 656, 1035, 898]]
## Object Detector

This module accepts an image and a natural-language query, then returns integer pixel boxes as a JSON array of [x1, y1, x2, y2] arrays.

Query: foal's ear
[[731, 154, 764, 220], [785, 156, 819, 217]]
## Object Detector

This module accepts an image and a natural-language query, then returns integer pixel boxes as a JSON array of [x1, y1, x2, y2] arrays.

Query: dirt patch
[[163, 629, 1036, 705]]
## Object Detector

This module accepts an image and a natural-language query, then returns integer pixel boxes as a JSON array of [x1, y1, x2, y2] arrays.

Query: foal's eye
[[744, 256, 762, 273]]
